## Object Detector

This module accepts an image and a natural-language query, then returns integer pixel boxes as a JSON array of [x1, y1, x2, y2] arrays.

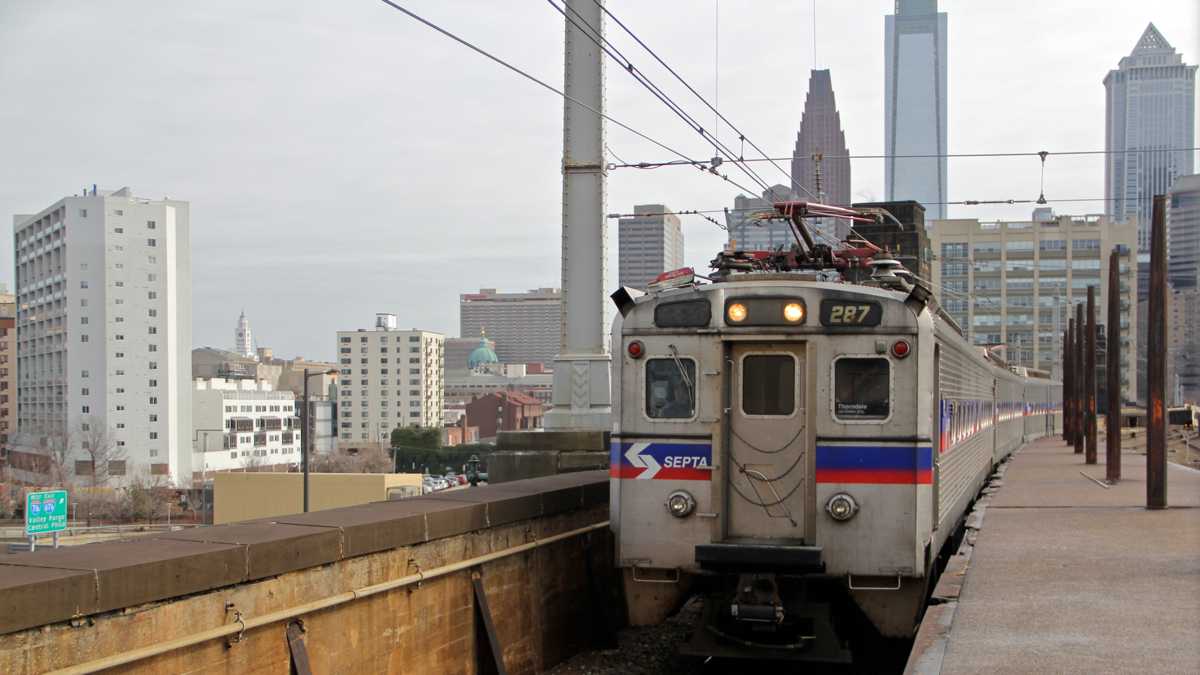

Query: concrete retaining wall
[[0, 471, 613, 674]]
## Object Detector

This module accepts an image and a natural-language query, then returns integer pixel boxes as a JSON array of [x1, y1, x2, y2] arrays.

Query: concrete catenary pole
[[1085, 286, 1098, 464], [545, 0, 612, 431], [1070, 319, 1080, 444], [1106, 248, 1121, 482], [1074, 302, 1085, 455], [1147, 195, 1168, 509]]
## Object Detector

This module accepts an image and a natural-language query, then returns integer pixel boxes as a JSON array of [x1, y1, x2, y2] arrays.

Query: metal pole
[[302, 368, 310, 513], [1085, 286, 1098, 464], [1147, 195, 1167, 509], [545, 0, 612, 431], [1074, 302, 1085, 455], [1070, 317, 1080, 444], [1106, 248, 1122, 482]]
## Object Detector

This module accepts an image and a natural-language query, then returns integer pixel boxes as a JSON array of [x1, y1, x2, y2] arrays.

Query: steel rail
[[47, 520, 611, 674]]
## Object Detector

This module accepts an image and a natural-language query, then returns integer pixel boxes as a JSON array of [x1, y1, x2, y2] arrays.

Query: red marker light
[[627, 340, 645, 359], [892, 340, 911, 359]]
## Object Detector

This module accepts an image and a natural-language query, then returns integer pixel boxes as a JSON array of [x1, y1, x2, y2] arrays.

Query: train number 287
[[828, 305, 873, 324]]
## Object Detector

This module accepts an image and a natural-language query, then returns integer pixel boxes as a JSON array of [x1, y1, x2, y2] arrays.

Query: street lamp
[[302, 368, 339, 512]]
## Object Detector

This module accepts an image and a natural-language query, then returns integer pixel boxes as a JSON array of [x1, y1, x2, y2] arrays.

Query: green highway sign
[[25, 490, 68, 535]]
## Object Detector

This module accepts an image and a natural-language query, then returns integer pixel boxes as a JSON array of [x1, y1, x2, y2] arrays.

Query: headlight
[[825, 493, 858, 522], [727, 303, 747, 323], [783, 302, 805, 322], [665, 490, 696, 518]]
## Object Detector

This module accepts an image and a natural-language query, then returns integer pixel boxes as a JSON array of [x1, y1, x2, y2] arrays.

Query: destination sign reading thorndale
[[819, 299, 883, 327]]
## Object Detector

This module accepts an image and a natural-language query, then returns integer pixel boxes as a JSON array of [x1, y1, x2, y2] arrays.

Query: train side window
[[742, 355, 795, 416], [645, 358, 696, 419], [834, 357, 890, 421]]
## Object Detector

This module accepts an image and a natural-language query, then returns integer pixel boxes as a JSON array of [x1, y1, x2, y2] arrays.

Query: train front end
[[610, 265, 938, 661]]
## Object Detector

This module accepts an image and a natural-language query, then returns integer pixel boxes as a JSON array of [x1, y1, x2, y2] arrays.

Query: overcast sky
[[1, 1, 1196, 361]]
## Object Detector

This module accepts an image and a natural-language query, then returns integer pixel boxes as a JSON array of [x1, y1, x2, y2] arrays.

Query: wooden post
[[1074, 302, 1085, 455], [1106, 248, 1122, 482], [1066, 319, 1076, 445], [1085, 286, 1098, 464], [1147, 195, 1167, 509], [1065, 326, 1075, 441]]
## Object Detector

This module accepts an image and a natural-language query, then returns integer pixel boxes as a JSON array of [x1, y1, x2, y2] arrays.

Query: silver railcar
[[610, 267, 1061, 658]]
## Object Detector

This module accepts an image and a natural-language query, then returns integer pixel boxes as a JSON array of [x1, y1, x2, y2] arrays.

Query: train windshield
[[834, 357, 890, 420], [646, 358, 696, 419]]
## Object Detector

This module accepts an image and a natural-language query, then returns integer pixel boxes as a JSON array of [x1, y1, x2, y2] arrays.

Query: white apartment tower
[[618, 204, 684, 289], [235, 310, 254, 358], [336, 314, 443, 450], [12, 187, 191, 484]]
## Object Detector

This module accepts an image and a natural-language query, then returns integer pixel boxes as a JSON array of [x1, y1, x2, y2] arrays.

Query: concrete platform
[[913, 437, 1200, 675]]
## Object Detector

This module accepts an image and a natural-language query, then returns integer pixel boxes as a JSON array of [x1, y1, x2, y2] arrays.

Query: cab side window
[[834, 357, 890, 420], [646, 358, 696, 419]]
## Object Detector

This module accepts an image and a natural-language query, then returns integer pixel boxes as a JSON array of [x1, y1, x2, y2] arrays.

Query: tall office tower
[[0, 292, 15, 449], [929, 211, 1138, 395], [335, 313, 443, 451], [1104, 24, 1196, 252], [885, 0, 948, 220], [235, 310, 254, 358], [459, 288, 561, 366], [618, 204, 684, 289], [12, 187, 192, 484], [1169, 175, 1200, 289], [725, 184, 796, 251], [792, 70, 853, 241]]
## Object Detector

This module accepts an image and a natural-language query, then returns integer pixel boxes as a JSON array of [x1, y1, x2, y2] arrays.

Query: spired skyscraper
[[884, 0, 948, 220], [792, 69, 852, 241], [1104, 23, 1196, 253]]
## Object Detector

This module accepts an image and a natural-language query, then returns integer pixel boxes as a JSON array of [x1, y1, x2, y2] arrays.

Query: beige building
[[213, 471, 423, 524], [1167, 287, 1200, 403], [336, 314, 443, 451], [929, 211, 1138, 394]]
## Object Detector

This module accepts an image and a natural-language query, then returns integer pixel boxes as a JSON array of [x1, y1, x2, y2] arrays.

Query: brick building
[[465, 391, 544, 442]]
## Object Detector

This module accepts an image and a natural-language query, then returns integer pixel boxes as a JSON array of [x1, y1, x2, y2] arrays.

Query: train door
[[725, 343, 808, 541]]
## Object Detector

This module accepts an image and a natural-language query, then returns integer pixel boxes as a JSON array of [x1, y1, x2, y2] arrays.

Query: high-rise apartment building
[[1168, 174, 1200, 289], [792, 70, 852, 241], [885, 0, 948, 220], [460, 288, 561, 366], [0, 292, 15, 449], [725, 185, 796, 251], [618, 204, 684, 289], [11, 187, 191, 484], [335, 314, 443, 451], [929, 212, 1137, 395], [235, 310, 254, 358], [1104, 24, 1196, 253]]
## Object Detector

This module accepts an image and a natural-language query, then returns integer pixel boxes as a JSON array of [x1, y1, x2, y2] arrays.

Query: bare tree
[[76, 416, 126, 487], [39, 427, 74, 487]]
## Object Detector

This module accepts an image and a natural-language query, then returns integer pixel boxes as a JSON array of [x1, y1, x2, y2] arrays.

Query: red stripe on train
[[815, 469, 933, 484]]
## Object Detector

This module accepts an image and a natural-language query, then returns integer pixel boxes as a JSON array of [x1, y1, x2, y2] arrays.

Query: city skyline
[[0, 1, 1196, 360]]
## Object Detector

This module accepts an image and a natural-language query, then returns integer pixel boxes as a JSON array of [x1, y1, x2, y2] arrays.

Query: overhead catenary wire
[[607, 146, 1200, 170], [374, 0, 759, 198], [546, 0, 781, 198], [588, 0, 821, 202]]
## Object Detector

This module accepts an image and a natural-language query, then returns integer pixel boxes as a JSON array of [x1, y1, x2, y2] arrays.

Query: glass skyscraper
[[884, 0, 948, 220]]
